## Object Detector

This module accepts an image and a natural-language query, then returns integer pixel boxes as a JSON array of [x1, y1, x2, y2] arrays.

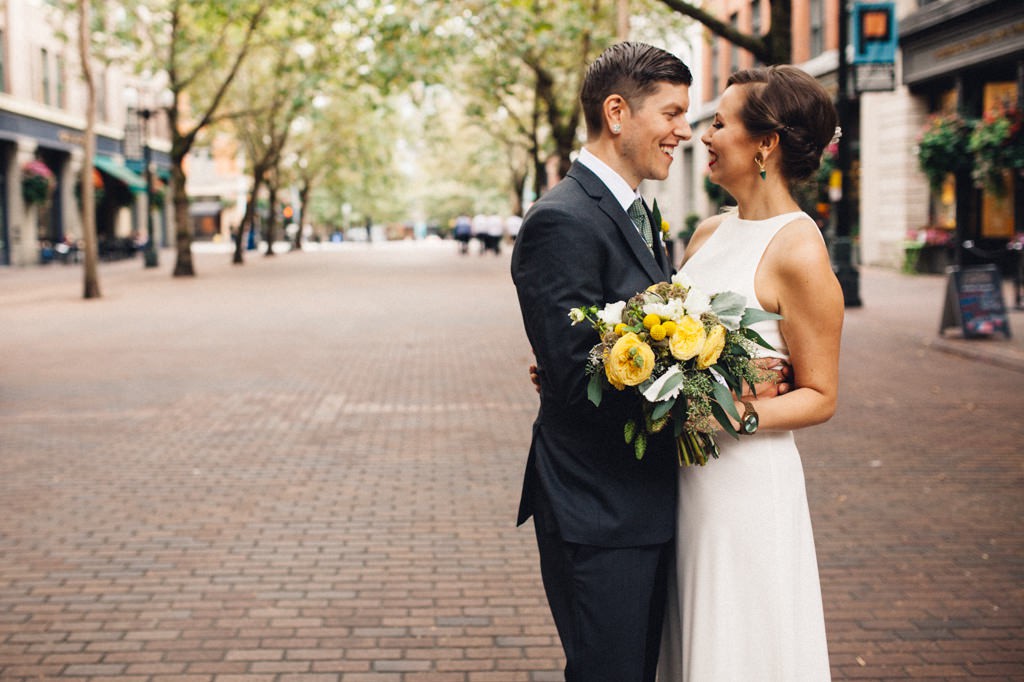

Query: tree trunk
[[171, 153, 194, 277], [293, 181, 310, 251], [78, 0, 100, 299], [234, 172, 263, 264], [264, 183, 277, 256]]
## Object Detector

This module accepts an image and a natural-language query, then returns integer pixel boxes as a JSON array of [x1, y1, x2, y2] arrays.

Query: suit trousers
[[532, 486, 672, 682]]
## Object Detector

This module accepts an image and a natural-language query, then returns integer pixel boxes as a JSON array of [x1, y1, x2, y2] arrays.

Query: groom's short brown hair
[[581, 42, 692, 139]]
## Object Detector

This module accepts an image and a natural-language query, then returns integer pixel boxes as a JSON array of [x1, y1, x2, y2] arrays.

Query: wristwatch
[[739, 401, 759, 435]]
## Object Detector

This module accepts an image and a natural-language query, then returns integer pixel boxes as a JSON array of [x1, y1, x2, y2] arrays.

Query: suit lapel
[[567, 164, 668, 283]]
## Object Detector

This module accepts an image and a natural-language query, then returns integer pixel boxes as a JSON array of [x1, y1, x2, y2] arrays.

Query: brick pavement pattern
[[0, 242, 1021, 681]]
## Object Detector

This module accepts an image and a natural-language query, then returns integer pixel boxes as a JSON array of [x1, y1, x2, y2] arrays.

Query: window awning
[[93, 155, 147, 194]]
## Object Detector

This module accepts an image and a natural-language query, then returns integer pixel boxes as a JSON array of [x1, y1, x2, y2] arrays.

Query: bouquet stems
[[676, 430, 720, 467]]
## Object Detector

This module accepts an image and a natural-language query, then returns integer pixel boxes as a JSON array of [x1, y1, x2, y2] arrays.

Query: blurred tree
[[654, 0, 790, 65], [224, 2, 335, 263], [107, 0, 273, 277], [78, 0, 101, 298]]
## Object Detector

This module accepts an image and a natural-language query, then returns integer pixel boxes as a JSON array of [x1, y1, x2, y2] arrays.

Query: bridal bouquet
[[568, 272, 781, 466]]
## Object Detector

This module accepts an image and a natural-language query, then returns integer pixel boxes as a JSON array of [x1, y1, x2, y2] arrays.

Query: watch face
[[743, 413, 759, 434]]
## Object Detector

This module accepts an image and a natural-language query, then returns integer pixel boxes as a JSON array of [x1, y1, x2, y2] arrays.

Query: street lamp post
[[138, 107, 158, 268], [124, 86, 172, 269], [833, 0, 863, 307]]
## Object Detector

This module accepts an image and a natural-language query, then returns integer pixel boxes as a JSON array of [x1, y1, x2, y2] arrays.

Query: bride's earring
[[611, 123, 622, 134], [755, 153, 767, 180]]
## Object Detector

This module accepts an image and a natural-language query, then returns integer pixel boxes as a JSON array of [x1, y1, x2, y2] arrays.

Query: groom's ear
[[603, 94, 627, 134]]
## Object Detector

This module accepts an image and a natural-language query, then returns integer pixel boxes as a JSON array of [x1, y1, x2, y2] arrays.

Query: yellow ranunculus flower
[[605, 332, 655, 389], [696, 324, 727, 369], [649, 324, 666, 341], [668, 315, 706, 361]]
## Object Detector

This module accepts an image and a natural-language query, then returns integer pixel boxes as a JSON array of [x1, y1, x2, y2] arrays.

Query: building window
[[56, 54, 66, 108], [810, 0, 825, 57], [96, 67, 107, 123], [40, 47, 50, 105], [710, 37, 720, 100], [750, 0, 763, 66], [0, 30, 6, 93], [730, 13, 740, 73]]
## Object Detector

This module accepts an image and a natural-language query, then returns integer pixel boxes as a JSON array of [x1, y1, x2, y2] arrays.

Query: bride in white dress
[[659, 66, 844, 681]]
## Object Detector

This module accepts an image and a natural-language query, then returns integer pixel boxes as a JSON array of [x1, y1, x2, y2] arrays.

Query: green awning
[[94, 155, 147, 194]]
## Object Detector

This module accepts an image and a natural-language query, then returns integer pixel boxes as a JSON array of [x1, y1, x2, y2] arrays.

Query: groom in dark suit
[[510, 43, 692, 681]]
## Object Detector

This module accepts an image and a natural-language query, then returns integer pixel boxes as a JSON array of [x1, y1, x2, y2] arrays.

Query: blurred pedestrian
[[506, 214, 522, 243], [454, 215, 472, 254]]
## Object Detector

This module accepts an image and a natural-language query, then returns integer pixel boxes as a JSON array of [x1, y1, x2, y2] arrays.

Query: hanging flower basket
[[968, 105, 1024, 194], [21, 159, 56, 205], [916, 113, 974, 190]]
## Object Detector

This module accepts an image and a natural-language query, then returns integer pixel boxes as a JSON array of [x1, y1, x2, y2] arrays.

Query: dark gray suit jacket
[[510, 161, 676, 548]]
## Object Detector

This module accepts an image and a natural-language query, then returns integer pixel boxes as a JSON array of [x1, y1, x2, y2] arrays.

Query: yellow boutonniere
[[652, 197, 670, 234]]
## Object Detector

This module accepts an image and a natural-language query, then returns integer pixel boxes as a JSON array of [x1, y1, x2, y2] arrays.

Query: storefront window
[[980, 82, 1017, 239]]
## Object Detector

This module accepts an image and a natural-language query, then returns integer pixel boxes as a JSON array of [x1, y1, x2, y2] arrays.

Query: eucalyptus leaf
[[740, 327, 777, 351], [741, 307, 784, 326], [672, 398, 688, 437], [587, 372, 603, 407], [711, 380, 740, 421], [651, 397, 676, 421], [711, 291, 746, 328], [711, 401, 740, 439], [711, 365, 741, 395], [656, 370, 685, 400]]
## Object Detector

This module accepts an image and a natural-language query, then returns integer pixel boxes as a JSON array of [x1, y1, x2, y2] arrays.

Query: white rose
[[643, 297, 685, 322], [683, 286, 711, 317], [597, 300, 627, 326], [670, 271, 694, 289]]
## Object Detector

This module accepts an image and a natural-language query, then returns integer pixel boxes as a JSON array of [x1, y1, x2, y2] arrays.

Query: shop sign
[[852, 2, 897, 92]]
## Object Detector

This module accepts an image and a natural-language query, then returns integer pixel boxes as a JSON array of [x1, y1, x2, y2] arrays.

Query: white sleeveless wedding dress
[[658, 211, 831, 681]]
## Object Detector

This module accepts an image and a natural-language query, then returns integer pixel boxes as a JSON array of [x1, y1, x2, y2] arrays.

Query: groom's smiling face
[[618, 82, 692, 187]]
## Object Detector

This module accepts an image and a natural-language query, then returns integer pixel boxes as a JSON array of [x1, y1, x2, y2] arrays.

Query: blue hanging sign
[[852, 2, 897, 65]]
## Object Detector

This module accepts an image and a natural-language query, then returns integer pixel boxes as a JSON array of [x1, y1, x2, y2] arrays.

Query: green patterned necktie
[[628, 198, 654, 251]]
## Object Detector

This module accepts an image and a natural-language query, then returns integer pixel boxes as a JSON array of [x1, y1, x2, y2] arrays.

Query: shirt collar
[[577, 147, 640, 212]]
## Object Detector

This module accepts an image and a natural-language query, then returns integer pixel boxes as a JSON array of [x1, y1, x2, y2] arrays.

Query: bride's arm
[[740, 219, 843, 432]]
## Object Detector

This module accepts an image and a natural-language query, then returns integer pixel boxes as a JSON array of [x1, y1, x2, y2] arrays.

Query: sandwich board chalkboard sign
[[939, 264, 1011, 338]]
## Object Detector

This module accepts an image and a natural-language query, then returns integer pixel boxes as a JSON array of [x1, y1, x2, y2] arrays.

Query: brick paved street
[[1, 241, 1022, 681]]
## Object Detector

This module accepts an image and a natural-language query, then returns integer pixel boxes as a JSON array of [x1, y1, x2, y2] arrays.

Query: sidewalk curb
[[927, 335, 1024, 374]]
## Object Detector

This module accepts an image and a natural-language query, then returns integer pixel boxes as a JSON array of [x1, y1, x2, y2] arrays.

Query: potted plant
[[902, 226, 954, 274], [703, 173, 735, 208], [968, 105, 1024, 194], [21, 159, 56, 205], [916, 113, 974, 190]]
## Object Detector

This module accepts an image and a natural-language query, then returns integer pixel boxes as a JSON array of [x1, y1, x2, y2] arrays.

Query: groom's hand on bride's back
[[748, 358, 792, 398]]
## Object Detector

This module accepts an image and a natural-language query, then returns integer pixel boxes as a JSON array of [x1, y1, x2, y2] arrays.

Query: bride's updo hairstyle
[[727, 65, 839, 183]]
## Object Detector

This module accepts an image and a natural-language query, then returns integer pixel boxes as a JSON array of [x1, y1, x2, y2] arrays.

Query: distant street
[[1, 241, 1021, 681]]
